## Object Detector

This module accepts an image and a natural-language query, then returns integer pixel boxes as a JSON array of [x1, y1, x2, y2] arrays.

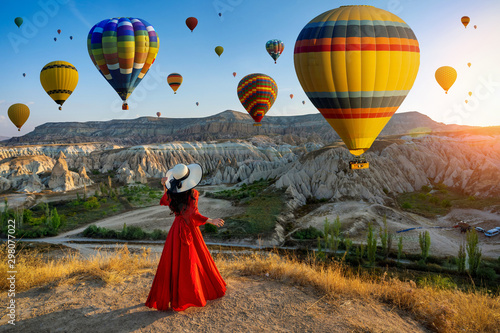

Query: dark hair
[[166, 189, 195, 215]]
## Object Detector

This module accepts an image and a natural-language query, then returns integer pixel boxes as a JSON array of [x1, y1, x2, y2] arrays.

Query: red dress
[[145, 189, 226, 311]]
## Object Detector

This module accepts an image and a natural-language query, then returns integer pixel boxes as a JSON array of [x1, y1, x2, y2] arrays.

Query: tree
[[457, 242, 466, 273], [397, 236, 404, 261], [466, 230, 482, 276], [367, 223, 377, 266], [419, 231, 431, 262], [51, 208, 61, 231], [379, 215, 391, 259]]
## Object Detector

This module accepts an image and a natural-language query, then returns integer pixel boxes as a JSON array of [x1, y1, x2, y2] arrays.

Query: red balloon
[[156, 112, 161, 118], [186, 17, 198, 32], [233, 72, 236, 77], [57, 29, 61, 34]]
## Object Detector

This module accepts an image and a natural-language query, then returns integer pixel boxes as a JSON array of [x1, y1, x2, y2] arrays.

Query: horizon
[[2, 0, 500, 137]]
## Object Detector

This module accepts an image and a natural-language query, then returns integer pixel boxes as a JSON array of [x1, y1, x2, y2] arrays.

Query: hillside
[[4, 110, 471, 146]]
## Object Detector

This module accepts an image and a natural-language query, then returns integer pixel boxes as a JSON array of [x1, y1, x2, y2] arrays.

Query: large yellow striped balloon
[[40, 61, 78, 110], [8, 103, 30, 131], [294, 5, 420, 156]]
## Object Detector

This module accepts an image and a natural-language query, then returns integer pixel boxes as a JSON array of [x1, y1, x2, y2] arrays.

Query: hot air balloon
[[196, 102, 199, 106], [474, 25, 477, 29], [266, 39, 284, 64], [302, 100, 305, 105], [88, 18, 159, 110], [70, 36, 73, 40], [468, 91, 472, 97], [294, 5, 420, 169], [290, 94, 293, 99], [186, 17, 198, 32], [54, 37, 57, 41], [215, 46, 224, 57], [465, 100, 468, 104], [57, 29, 61, 34], [8, 103, 30, 131], [167, 73, 182, 94], [233, 72, 237, 77], [156, 112, 161, 117], [237, 73, 278, 126], [435, 66, 457, 94], [40, 61, 78, 110], [467, 62, 471, 68], [22, 73, 26, 77], [14, 17, 23, 28], [461, 16, 470, 28], [218, 13, 222, 17]]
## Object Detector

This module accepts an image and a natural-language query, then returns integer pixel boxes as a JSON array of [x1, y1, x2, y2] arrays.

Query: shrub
[[441, 199, 452, 208], [151, 229, 168, 240], [421, 185, 431, 193], [476, 267, 497, 281], [204, 223, 218, 233], [120, 225, 145, 240], [429, 196, 440, 204], [401, 202, 412, 209], [83, 197, 100, 210]]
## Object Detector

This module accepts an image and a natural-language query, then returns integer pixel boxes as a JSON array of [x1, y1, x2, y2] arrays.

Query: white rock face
[[0, 135, 499, 203]]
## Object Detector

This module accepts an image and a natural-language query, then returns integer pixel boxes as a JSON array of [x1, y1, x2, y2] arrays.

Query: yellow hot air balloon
[[468, 91, 472, 97], [465, 100, 468, 104], [40, 61, 78, 110], [8, 103, 30, 131], [467, 62, 471, 68], [294, 6, 420, 168], [461, 16, 470, 28], [435, 66, 457, 94]]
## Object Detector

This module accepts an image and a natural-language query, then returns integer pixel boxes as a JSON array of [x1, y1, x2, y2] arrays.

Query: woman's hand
[[208, 218, 224, 227]]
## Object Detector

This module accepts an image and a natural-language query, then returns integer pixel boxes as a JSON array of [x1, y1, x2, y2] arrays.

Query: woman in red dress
[[145, 163, 226, 311]]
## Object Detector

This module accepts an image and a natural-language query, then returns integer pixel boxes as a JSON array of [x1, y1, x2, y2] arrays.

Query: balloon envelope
[[196, 102, 199, 106], [186, 17, 198, 31], [461, 16, 470, 28], [237, 73, 278, 124], [156, 112, 161, 117], [40, 61, 79, 110], [468, 91, 472, 96], [294, 5, 420, 156], [435, 66, 457, 94], [215, 46, 224, 57], [233, 72, 237, 77], [57, 29, 61, 34], [8, 103, 30, 131], [302, 100, 305, 105], [23, 73, 26, 77], [266, 39, 284, 64], [70, 36, 73, 40], [14, 17, 23, 28], [54, 37, 57, 41], [87, 18, 159, 108], [467, 62, 471, 68], [474, 25, 477, 29], [167, 73, 182, 94], [290, 94, 293, 99]]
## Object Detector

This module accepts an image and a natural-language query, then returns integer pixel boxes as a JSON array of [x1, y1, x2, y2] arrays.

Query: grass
[[1, 243, 499, 332], [397, 184, 500, 217], [206, 179, 285, 238]]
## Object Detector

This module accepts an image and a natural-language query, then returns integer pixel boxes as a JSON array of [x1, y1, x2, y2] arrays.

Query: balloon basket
[[122, 104, 129, 110], [253, 123, 262, 127], [349, 159, 369, 170]]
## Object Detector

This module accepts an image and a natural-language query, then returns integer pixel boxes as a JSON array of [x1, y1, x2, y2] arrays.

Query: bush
[[476, 267, 497, 281], [421, 185, 431, 193], [401, 202, 412, 209], [83, 197, 100, 210], [151, 229, 168, 240], [441, 199, 452, 208], [292, 226, 323, 240], [204, 223, 218, 233], [120, 225, 145, 240], [429, 196, 440, 204]]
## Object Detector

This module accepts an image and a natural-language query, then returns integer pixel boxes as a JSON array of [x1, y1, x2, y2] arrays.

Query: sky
[[1, 0, 500, 137]]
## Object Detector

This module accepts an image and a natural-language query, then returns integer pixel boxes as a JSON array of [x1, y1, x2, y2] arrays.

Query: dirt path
[[0, 274, 428, 333]]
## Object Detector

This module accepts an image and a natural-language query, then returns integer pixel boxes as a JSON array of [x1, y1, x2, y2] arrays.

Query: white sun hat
[[165, 163, 203, 193]]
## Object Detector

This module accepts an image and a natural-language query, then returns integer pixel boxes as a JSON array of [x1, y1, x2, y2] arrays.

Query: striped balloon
[[87, 18, 159, 109], [265, 39, 284, 64], [40, 61, 79, 110], [294, 5, 420, 156], [237, 73, 278, 126], [167, 73, 182, 94]]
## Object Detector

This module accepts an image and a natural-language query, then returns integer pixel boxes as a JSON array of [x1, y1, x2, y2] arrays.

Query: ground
[[0, 273, 428, 333]]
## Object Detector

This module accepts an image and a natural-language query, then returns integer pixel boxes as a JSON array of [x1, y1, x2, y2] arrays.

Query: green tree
[[457, 242, 466, 273], [419, 231, 431, 262], [379, 215, 391, 259], [51, 208, 61, 231], [366, 223, 377, 266], [466, 230, 482, 276], [397, 236, 404, 261]]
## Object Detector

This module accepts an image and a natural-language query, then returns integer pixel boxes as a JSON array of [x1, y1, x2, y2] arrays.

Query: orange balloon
[[461, 16, 470, 28]]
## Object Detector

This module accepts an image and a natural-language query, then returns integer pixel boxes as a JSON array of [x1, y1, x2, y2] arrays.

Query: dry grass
[[1, 244, 499, 332]]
